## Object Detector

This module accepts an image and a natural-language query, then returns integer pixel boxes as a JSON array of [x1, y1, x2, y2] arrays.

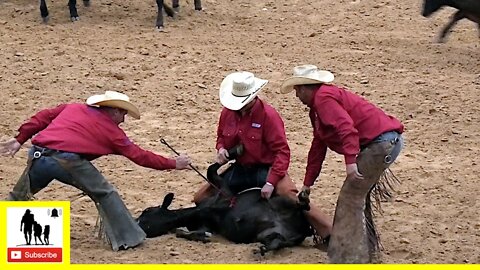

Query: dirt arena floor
[[1, 0, 479, 264]]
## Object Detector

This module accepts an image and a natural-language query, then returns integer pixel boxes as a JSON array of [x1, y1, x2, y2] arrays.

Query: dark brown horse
[[421, 0, 480, 42]]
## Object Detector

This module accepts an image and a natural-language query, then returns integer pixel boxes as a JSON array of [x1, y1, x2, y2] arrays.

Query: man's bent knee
[[193, 183, 214, 204]]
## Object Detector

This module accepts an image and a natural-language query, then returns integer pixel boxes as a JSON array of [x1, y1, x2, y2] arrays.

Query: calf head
[[137, 193, 202, 238]]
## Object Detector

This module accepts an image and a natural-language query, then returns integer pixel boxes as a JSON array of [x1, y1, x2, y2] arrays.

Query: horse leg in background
[[156, 0, 177, 30], [437, 11, 465, 43], [68, 0, 79, 21], [194, 0, 202, 11], [39, 0, 49, 23], [172, 0, 180, 12], [155, 0, 165, 30]]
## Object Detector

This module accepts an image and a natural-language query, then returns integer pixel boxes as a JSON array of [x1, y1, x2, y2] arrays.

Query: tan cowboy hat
[[86, 90, 141, 119], [219, 71, 268, 111], [280, 64, 334, 94]]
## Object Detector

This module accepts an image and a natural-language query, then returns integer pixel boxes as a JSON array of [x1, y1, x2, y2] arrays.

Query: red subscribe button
[[8, 247, 62, 263]]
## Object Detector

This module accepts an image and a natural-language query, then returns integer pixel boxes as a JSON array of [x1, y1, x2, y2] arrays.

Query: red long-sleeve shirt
[[304, 85, 404, 187], [15, 103, 176, 170], [216, 98, 290, 186]]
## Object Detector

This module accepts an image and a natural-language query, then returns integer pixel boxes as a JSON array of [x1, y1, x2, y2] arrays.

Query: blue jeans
[[370, 131, 404, 165], [27, 147, 83, 194], [8, 145, 146, 251], [221, 163, 270, 194]]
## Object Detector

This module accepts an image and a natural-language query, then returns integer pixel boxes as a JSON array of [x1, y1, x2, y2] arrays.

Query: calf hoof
[[71, 16, 80, 22], [156, 26, 164, 32], [298, 190, 311, 211], [253, 245, 268, 256], [175, 228, 211, 243]]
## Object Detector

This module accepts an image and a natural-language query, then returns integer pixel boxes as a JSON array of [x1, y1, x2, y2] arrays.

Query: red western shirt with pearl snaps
[[216, 98, 290, 186], [14, 103, 176, 170], [304, 84, 404, 187]]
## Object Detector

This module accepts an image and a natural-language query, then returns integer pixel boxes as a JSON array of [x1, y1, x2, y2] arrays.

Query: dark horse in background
[[421, 0, 480, 42], [39, 0, 202, 29], [137, 146, 315, 255]]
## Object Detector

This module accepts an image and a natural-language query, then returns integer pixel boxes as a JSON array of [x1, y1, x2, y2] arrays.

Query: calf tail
[[161, 193, 174, 209]]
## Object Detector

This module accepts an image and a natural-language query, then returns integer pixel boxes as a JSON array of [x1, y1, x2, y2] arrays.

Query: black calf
[[137, 162, 313, 254], [138, 189, 313, 254], [421, 0, 480, 42]]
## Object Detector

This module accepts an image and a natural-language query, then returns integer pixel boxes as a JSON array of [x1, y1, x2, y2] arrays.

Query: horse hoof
[[156, 26, 164, 32], [83, 0, 91, 7], [71, 16, 80, 22], [42, 16, 49, 24]]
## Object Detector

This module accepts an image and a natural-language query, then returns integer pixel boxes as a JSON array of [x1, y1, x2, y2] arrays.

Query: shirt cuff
[[166, 158, 177, 169], [14, 133, 28, 145], [266, 174, 281, 187], [303, 178, 314, 187], [344, 154, 357, 165]]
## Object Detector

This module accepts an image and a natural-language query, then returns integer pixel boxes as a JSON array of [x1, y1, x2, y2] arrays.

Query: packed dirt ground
[[1, 0, 479, 264]]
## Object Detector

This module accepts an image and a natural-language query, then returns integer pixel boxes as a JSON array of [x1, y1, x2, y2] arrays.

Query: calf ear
[[161, 193, 175, 209]]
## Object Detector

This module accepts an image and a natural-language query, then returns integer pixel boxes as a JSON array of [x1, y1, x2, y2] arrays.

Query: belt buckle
[[33, 151, 42, 159]]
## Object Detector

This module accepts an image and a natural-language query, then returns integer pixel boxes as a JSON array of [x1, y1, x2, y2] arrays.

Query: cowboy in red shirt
[[193, 71, 333, 242], [281, 65, 405, 263], [0, 91, 192, 251]]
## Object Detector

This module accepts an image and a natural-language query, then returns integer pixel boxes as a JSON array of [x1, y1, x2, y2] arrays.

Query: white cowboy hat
[[219, 71, 268, 111], [86, 90, 141, 119], [280, 64, 334, 94]]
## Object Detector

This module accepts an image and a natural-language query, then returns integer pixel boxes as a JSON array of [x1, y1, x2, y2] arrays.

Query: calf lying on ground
[[421, 0, 480, 42], [137, 155, 313, 254]]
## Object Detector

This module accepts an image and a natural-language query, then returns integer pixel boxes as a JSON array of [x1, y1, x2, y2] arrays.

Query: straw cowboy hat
[[219, 71, 268, 111], [280, 64, 335, 94], [86, 90, 141, 119]]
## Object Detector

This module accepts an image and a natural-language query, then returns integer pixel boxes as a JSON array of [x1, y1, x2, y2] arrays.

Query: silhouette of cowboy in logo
[[20, 209, 34, 245]]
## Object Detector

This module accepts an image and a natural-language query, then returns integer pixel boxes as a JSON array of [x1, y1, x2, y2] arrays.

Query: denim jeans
[[7, 145, 146, 251], [221, 163, 270, 194], [370, 131, 404, 165]]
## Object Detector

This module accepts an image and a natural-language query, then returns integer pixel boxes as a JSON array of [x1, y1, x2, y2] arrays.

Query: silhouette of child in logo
[[33, 221, 44, 245], [20, 209, 35, 245], [43, 225, 50, 245]]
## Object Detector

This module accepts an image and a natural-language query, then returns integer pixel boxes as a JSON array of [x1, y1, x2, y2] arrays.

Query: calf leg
[[256, 230, 297, 255], [39, 0, 49, 23], [68, 0, 79, 21], [275, 174, 332, 239], [175, 227, 212, 243], [437, 11, 465, 43]]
